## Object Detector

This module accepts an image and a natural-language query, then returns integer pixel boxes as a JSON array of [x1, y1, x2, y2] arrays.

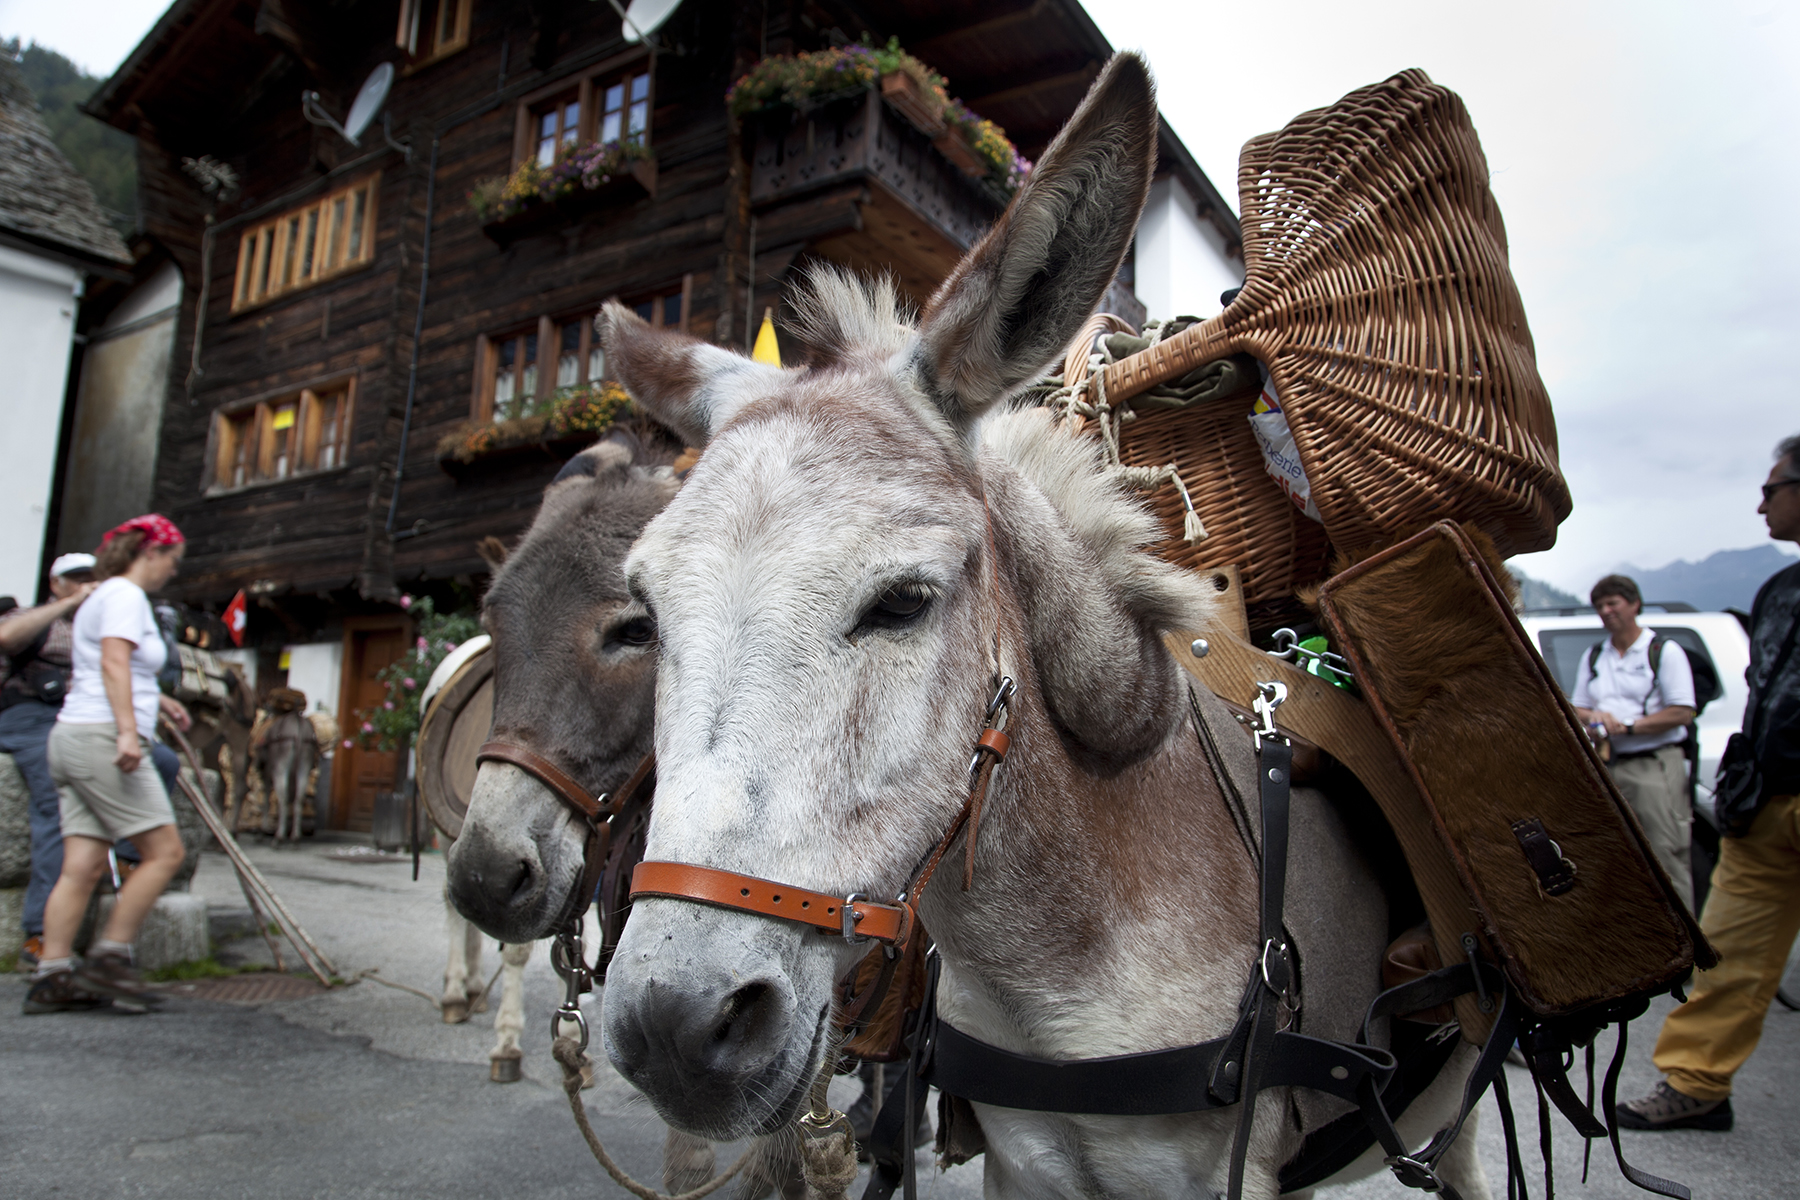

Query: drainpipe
[[385, 131, 438, 539]]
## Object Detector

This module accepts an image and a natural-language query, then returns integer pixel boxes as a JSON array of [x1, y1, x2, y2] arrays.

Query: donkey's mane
[[787, 264, 916, 364], [980, 409, 1218, 642]]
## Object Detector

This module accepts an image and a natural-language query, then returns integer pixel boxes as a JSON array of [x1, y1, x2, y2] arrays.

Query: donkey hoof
[[468, 991, 489, 1016], [489, 1053, 523, 1083], [442, 1000, 470, 1024]]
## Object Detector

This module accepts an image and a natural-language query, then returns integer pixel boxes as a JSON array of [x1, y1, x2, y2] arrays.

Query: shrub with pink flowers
[[353, 595, 481, 753], [468, 139, 655, 224]]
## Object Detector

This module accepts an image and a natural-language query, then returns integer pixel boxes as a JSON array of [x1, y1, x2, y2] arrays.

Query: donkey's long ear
[[596, 301, 785, 447], [911, 53, 1156, 428]]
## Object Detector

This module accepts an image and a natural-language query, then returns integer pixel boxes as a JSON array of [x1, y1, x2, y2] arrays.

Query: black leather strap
[[1511, 817, 1576, 896]]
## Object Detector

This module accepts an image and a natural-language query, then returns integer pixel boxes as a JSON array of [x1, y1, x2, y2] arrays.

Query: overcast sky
[[5, 0, 1796, 594]]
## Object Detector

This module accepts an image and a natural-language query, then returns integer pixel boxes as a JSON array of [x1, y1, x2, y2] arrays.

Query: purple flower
[[361, 721, 374, 733], [383, 701, 394, 711], [417, 637, 429, 651], [400, 594, 413, 609], [402, 677, 416, 689], [342, 739, 354, 749]]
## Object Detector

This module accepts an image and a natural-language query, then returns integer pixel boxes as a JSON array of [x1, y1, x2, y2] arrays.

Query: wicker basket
[[1101, 70, 1569, 607]]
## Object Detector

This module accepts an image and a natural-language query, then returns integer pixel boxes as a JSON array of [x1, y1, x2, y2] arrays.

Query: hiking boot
[[1615, 1081, 1733, 1131], [16, 935, 43, 971], [22, 969, 113, 1015], [74, 951, 162, 1007]]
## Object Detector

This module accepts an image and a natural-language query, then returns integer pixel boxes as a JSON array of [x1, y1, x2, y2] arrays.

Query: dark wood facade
[[85, 0, 1234, 822]]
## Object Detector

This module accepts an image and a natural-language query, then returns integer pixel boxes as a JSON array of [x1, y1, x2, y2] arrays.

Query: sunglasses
[[1764, 479, 1800, 503]]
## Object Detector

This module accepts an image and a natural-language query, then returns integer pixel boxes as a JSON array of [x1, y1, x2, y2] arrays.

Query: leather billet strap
[[630, 862, 917, 946]]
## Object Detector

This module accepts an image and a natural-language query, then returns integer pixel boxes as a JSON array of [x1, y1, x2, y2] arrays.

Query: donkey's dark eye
[[855, 583, 933, 638], [616, 617, 657, 646]]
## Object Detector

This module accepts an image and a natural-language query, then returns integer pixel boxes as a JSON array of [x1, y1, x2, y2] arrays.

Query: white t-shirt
[[59, 577, 167, 735], [1570, 628, 1695, 755]]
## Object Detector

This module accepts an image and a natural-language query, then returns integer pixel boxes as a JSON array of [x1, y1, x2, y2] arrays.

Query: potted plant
[[436, 380, 636, 474]]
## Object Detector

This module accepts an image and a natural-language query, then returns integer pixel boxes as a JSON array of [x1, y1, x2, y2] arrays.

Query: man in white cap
[[0, 554, 97, 969]]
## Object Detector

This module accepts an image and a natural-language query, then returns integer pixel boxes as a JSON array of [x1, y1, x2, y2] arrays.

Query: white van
[[1516, 606, 1750, 814]]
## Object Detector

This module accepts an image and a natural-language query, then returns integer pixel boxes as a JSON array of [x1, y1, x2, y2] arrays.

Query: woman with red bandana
[[24, 515, 192, 1014]]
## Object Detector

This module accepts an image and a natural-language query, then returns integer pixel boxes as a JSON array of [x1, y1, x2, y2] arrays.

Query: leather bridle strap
[[478, 742, 657, 916], [478, 740, 607, 821], [630, 862, 916, 945]]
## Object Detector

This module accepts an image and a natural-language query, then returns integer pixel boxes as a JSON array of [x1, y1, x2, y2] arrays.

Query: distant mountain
[[1508, 568, 1583, 611], [1620, 544, 1800, 613]]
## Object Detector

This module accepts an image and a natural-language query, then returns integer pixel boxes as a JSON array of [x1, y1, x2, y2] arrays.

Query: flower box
[[436, 381, 635, 476], [931, 127, 987, 179], [880, 71, 945, 137], [473, 154, 657, 249]]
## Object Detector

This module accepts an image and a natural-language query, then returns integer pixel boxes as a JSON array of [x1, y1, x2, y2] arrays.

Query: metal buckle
[[842, 893, 869, 945], [1252, 680, 1288, 749], [968, 676, 1016, 778], [1385, 1154, 1443, 1191], [550, 921, 593, 1051], [1260, 938, 1291, 992]]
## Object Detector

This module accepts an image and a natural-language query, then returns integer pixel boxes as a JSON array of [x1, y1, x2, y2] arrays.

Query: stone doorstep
[[96, 892, 210, 972]]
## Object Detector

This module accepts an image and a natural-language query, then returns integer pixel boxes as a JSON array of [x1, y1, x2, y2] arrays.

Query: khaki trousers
[[1653, 792, 1800, 1100], [1609, 744, 1693, 909]]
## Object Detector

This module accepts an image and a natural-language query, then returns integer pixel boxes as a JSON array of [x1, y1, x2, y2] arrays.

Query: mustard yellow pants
[[1653, 792, 1800, 1100]]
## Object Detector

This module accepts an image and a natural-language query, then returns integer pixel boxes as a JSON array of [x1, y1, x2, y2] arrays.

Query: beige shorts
[[48, 721, 176, 842]]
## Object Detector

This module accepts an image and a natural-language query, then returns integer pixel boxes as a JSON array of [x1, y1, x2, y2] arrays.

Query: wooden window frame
[[204, 375, 357, 495], [510, 51, 652, 170], [231, 175, 380, 314], [470, 278, 690, 423], [396, 0, 471, 71]]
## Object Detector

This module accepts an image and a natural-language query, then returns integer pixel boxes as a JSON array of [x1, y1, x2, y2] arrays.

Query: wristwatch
[[1626, 721, 1636, 736]]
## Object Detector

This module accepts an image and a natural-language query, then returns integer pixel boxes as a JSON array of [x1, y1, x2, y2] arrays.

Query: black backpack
[[1586, 633, 1721, 716]]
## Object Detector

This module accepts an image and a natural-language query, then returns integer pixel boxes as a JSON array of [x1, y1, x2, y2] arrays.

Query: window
[[513, 62, 653, 168], [601, 72, 651, 146], [208, 382, 355, 492], [473, 279, 689, 422], [232, 176, 378, 312], [534, 93, 582, 166], [396, 0, 470, 64]]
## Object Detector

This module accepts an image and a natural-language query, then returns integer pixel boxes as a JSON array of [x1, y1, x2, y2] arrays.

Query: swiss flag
[[223, 590, 248, 647]]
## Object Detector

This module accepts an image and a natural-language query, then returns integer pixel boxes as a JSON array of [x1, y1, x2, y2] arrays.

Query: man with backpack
[[1619, 433, 1800, 1132], [1571, 573, 1698, 907]]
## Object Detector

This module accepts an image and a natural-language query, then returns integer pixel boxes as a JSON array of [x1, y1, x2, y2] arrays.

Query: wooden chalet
[[82, 0, 1239, 831]]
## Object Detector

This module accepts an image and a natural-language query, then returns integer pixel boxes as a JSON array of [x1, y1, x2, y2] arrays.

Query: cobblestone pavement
[[3, 839, 1796, 1198]]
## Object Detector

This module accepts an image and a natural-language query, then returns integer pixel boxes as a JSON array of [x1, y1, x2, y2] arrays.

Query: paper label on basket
[[1247, 366, 1324, 523]]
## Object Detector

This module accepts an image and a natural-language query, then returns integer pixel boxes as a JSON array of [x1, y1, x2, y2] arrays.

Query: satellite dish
[[302, 63, 395, 149], [614, 0, 683, 43], [343, 63, 395, 145]]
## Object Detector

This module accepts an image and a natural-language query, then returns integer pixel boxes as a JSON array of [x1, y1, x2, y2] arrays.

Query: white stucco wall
[[283, 641, 344, 717], [1134, 176, 1245, 322], [0, 244, 81, 605], [59, 262, 181, 554]]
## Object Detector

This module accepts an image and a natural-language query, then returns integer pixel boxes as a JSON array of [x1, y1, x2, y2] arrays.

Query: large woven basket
[[1103, 70, 1569, 609]]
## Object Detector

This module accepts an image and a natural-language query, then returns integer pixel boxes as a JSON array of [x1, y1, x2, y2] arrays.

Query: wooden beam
[[906, 0, 1048, 61], [963, 62, 1099, 115]]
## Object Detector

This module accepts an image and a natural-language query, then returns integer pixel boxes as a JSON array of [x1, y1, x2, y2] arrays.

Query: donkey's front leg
[[442, 897, 474, 1024], [487, 940, 533, 1082]]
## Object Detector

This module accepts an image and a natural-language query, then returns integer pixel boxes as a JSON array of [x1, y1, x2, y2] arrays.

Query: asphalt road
[[3, 840, 1796, 1199]]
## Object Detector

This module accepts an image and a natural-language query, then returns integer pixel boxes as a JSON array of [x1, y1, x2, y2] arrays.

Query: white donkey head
[[598, 54, 1210, 1139]]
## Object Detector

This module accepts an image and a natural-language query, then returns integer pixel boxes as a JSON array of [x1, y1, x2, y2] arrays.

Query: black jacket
[[1744, 560, 1800, 802]]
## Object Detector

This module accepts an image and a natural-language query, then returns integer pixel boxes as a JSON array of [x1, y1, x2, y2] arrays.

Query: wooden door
[[331, 622, 410, 832]]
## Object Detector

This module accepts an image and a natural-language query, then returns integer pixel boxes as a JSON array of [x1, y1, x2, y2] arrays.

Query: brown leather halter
[[476, 740, 656, 933], [625, 675, 1015, 957]]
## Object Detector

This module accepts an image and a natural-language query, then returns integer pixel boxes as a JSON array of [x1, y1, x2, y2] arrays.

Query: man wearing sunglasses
[[1620, 434, 1800, 1132]]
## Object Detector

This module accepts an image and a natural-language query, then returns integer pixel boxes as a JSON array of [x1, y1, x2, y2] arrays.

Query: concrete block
[[0, 754, 30, 890], [208, 906, 260, 941], [98, 892, 210, 970], [0, 887, 22, 961]]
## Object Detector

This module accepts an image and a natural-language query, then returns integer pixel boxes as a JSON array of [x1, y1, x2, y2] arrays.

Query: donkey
[[447, 432, 801, 1198], [255, 699, 319, 845], [448, 55, 1490, 1200]]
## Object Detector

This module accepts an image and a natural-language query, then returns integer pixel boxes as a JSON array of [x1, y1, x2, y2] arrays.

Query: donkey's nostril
[[508, 858, 536, 902], [713, 981, 768, 1043]]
